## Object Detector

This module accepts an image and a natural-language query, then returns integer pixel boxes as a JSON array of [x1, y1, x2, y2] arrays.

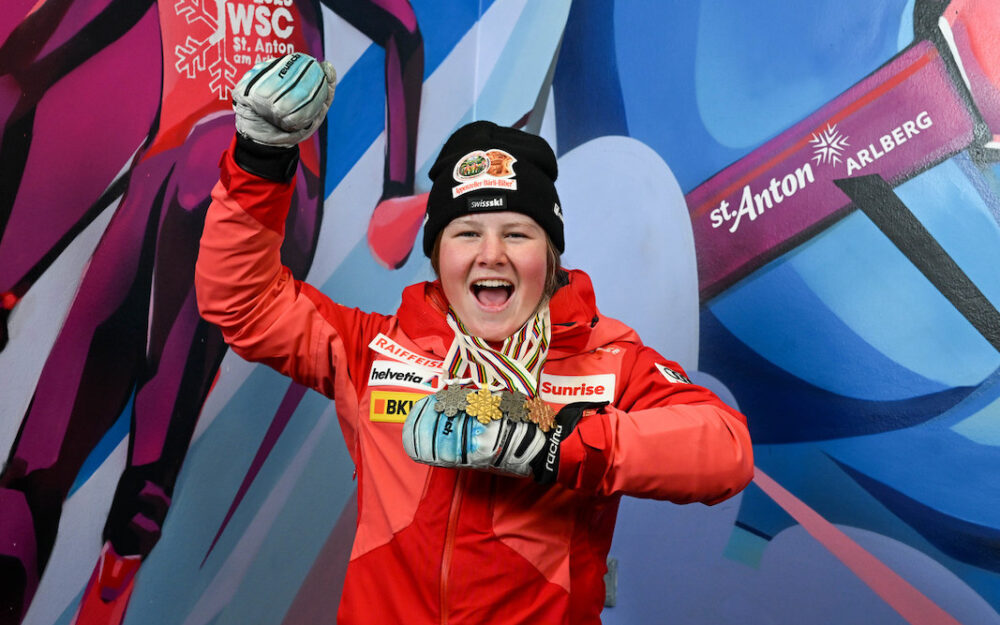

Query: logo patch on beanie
[[452, 149, 517, 198], [468, 195, 507, 211]]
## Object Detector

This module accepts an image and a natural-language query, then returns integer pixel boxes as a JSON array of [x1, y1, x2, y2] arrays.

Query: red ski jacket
[[195, 143, 754, 624]]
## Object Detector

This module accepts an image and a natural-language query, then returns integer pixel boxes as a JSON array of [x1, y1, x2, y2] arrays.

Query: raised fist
[[232, 53, 336, 147]]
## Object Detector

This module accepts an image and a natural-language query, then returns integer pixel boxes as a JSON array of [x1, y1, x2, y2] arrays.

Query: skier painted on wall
[[0, 1, 424, 623]]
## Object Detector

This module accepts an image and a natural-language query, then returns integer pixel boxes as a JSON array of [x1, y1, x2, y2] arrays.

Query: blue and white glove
[[232, 52, 336, 147], [402, 394, 607, 482], [402, 394, 546, 478]]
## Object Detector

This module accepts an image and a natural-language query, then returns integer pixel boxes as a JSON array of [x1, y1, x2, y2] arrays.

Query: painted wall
[[2, 1, 999, 624]]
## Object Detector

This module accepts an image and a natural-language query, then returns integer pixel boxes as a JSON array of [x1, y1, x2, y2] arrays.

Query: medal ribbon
[[443, 307, 550, 396]]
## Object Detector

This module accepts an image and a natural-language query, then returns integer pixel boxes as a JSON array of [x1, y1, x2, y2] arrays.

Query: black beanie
[[423, 121, 563, 256]]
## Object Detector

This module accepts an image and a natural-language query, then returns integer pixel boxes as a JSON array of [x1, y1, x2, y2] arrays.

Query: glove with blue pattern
[[232, 52, 336, 148], [402, 393, 546, 478], [402, 393, 607, 483]]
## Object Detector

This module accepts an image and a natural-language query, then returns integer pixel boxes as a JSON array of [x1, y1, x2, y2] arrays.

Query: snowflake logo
[[810, 123, 850, 167], [174, 0, 238, 101], [465, 387, 502, 424]]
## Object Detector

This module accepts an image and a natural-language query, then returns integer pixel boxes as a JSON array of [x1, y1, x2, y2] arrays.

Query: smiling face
[[437, 212, 549, 342]]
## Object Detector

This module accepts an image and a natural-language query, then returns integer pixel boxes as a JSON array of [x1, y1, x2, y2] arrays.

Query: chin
[[468, 321, 514, 342]]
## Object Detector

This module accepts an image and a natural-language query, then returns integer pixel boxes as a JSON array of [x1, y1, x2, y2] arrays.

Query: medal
[[524, 396, 556, 432], [465, 387, 503, 424], [499, 390, 528, 422], [433, 384, 471, 417], [432, 385, 556, 431]]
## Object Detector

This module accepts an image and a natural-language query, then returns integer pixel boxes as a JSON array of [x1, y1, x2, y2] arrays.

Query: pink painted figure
[[1, 0, 426, 620]]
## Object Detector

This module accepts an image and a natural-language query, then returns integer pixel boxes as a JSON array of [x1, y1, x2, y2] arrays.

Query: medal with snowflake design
[[465, 387, 502, 424], [499, 390, 529, 422], [433, 384, 470, 416], [524, 396, 556, 432]]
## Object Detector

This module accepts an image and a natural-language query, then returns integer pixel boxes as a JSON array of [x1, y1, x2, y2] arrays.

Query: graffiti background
[[2, 0, 999, 624]]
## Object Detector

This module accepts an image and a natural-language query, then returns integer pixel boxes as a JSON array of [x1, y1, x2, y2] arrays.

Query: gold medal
[[465, 387, 503, 424]]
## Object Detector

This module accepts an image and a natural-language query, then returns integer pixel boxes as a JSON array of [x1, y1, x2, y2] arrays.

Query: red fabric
[[195, 157, 754, 624], [218, 139, 295, 235]]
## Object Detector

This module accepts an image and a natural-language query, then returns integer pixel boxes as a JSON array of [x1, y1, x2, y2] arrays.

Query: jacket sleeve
[[195, 139, 384, 438], [556, 345, 753, 505]]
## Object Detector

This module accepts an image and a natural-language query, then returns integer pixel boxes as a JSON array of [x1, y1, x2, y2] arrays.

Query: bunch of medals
[[431, 385, 556, 432], [439, 309, 554, 430]]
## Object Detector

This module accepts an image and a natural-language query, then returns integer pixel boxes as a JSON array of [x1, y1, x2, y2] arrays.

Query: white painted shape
[[190, 353, 260, 442], [22, 439, 127, 625], [558, 136, 700, 369], [0, 195, 120, 456], [321, 4, 371, 77]]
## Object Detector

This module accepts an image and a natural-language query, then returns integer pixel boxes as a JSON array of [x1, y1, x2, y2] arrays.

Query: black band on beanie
[[423, 121, 563, 256]]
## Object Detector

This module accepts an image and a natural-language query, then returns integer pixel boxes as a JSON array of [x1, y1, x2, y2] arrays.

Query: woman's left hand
[[401, 393, 545, 477]]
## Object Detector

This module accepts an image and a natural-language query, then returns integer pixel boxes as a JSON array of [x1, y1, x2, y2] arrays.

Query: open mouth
[[471, 279, 514, 307]]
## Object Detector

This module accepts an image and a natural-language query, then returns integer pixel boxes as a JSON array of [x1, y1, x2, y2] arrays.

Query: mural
[[0, 1, 998, 624]]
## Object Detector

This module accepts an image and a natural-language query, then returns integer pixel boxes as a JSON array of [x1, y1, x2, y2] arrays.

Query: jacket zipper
[[439, 470, 466, 625]]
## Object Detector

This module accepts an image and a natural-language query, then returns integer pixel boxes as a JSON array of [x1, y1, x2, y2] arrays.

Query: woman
[[196, 53, 753, 625]]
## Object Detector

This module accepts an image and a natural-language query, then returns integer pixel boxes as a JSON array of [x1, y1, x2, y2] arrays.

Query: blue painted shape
[[552, 0, 628, 156], [465, 1, 570, 127], [954, 152, 1000, 228], [324, 46, 386, 195], [316, 219, 432, 313], [833, 457, 1000, 572], [785, 207, 999, 389], [732, 482, 793, 542], [120, 367, 325, 623], [614, 1, 735, 192], [817, 368, 1000, 575], [324, 1, 493, 196], [693, 0, 906, 149], [68, 391, 133, 496], [699, 308, 975, 443], [199, 400, 353, 625], [708, 258, 951, 400], [952, 395, 1000, 446], [411, 0, 495, 72], [897, 160, 1000, 310], [897, 0, 916, 49], [614, 1, 910, 191], [825, 373, 1000, 486]]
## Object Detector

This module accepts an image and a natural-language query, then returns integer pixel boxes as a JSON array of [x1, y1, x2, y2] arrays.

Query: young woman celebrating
[[196, 53, 753, 625]]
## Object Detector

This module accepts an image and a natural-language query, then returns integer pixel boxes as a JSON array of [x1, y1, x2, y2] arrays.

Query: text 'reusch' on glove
[[232, 53, 336, 148]]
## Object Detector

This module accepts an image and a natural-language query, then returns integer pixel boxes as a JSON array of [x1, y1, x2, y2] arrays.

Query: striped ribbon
[[443, 307, 551, 396]]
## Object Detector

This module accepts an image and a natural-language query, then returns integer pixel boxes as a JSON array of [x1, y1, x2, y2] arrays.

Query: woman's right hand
[[232, 52, 336, 147]]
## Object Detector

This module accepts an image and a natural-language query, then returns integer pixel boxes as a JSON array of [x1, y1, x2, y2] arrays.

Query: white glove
[[232, 53, 336, 147], [402, 393, 547, 478]]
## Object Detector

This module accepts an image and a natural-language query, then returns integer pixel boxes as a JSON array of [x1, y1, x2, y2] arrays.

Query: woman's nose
[[477, 233, 507, 265]]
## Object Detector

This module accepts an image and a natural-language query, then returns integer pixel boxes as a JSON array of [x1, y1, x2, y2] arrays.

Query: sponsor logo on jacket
[[370, 391, 425, 423], [368, 360, 442, 392], [369, 334, 444, 372], [655, 363, 692, 384], [539, 373, 615, 403]]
